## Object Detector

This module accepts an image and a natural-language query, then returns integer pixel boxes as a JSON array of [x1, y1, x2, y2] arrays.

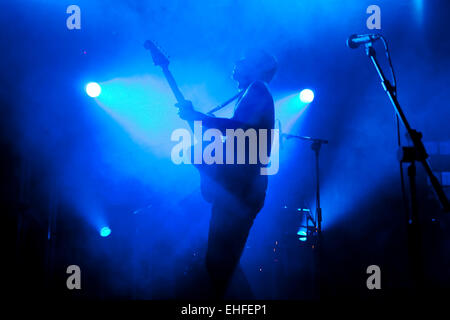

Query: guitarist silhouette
[[176, 50, 277, 298]]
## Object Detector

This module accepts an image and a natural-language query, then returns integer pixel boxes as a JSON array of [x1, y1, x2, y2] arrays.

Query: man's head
[[232, 50, 277, 89]]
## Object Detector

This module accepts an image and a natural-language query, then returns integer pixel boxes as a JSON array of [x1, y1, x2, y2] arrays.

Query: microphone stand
[[282, 133, 328, 298], [363, 43, 450, 289], [283, 134, 328, 237]]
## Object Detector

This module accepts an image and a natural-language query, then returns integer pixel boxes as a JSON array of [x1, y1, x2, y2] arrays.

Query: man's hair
[[241, 50, 278, 83]]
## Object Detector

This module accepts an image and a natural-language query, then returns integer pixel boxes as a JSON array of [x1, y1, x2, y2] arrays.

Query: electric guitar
[[144, 40, 224, 202]]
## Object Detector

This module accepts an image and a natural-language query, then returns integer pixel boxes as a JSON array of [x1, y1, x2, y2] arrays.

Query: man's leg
[[205, 198, 255, 298]]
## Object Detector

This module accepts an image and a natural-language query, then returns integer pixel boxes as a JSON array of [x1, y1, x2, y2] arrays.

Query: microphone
[[347, 34, 381, 49]]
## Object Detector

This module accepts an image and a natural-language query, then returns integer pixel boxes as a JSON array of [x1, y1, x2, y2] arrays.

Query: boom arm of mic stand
[[282, 133, 329, 145], [365, 44, 450, 212]]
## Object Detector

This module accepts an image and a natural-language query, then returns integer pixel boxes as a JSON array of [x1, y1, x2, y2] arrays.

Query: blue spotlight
[[86, 82, 101, 98], [299, 89, 314, 103], [100, 226, 111, 237]]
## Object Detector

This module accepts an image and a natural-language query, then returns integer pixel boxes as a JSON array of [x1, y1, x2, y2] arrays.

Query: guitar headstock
[[144, 40, 169, 68]]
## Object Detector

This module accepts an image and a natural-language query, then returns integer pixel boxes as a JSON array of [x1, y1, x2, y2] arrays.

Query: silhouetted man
[[177, 50, 277, 298]]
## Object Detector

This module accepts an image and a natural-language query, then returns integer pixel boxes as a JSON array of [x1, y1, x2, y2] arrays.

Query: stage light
[[86, 82, 101, 98], [299, 89, 314, 103], [297, 207, 312, 242], [100, 226, 111, 237], [297, 229, 307, 242]]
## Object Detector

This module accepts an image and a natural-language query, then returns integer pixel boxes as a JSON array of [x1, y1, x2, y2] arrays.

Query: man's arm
[[177, 81, 271, 132], [177, 102, 253, 132]]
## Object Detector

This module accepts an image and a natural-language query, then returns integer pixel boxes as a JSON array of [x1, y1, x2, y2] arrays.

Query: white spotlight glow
[[85, 82, 101, 98], [299, 89, 314, 103]]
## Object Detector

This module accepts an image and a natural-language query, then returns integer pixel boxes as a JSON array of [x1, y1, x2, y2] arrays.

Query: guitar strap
[[206, 90, 244, 116]]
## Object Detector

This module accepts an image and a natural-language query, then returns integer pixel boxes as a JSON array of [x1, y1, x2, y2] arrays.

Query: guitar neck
[[161, 66, 185, 103]]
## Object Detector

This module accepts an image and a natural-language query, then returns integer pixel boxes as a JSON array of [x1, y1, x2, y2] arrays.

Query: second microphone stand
[[283, 133, 328, 237], [282, 133, 328, 297]]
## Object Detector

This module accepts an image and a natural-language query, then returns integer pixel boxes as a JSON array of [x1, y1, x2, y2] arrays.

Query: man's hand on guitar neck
[[176, 100, 206, 131], [176, 100, 203, 121]]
